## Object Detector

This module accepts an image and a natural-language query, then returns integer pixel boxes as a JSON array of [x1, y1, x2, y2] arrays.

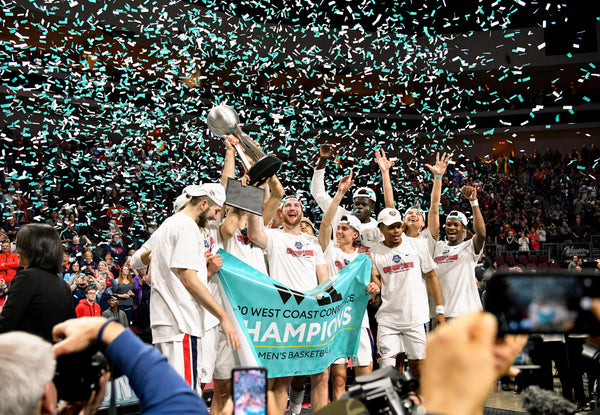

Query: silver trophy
[[206, 104, 282, 186]]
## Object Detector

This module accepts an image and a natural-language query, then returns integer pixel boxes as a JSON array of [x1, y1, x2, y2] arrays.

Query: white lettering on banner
[[262, 322, 281, 342], [283, 323, 306, 342], [100, 376, 139, 408], [244, 306, 353, 345]]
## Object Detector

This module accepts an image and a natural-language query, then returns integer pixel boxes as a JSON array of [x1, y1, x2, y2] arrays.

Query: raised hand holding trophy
[[206, 104, 282, 186], [206, 104, 282, 215]]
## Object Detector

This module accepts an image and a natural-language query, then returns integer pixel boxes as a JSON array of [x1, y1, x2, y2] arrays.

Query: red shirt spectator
[[0, 241, 19, 283], [75, 287, 101, 317], [528, 229, 541, 250]]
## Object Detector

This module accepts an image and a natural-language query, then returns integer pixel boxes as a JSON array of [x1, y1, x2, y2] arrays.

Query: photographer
[[0, 316, 207, 415]]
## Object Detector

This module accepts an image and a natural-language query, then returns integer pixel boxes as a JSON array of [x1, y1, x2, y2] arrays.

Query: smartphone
[[484, 270, 600, 334], [232, 367, 267, 415]]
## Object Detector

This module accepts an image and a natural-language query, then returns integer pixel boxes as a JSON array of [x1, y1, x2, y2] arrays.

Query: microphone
[[521, 385, 578, 415], [314, 398, 370, 415]]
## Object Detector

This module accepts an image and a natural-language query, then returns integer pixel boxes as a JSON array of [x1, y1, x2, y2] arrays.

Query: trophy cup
[[206, 104, 282, 186]]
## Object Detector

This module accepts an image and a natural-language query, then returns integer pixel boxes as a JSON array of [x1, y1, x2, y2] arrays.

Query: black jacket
[[0, 267, 76, 341]]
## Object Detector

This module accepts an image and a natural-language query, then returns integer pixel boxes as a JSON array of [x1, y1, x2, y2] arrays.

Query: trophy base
[[248, 154, 283, 186]]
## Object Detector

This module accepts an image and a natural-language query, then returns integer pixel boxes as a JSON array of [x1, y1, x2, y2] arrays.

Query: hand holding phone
[[484, 270, 600, 334], [232, 367, 267, 415]]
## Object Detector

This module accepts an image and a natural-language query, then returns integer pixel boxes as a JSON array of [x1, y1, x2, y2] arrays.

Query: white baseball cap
[[173, 193, 190, 212], [446, 210, 468, 226], [377, 208, 403, 226], [339, 215, 361, 232], [353, 187, 377, 203], [183, 183, 226, 206]]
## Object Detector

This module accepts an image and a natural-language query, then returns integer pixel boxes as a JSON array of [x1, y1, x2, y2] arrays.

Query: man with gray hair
[[0, 317, 209, 415], [0, 331, 57, 415]]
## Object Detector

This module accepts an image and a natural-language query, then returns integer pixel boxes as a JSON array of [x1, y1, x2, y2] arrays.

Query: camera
[[53, 345, 112, 402], [340, 366, 419, 415]]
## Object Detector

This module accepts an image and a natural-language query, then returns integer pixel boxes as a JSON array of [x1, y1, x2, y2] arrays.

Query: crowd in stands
[[1, 141, 599, 255], [1, 142, 599, 312]]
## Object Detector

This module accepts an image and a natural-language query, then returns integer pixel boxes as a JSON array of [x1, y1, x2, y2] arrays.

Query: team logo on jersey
[[442, 250, 450, 255], [237, 227, 250, 245], [295, 242, 303, 250], [434, 254, 458, 264], [334, 259, 351, 271], [204, 236, 215, 253], [286, 248, 315, 258], [383, 262, 414, 273], [392, 254, 401, 263]]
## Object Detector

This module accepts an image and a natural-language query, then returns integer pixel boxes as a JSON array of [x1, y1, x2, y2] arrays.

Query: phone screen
[[484, 271, 600, 334], [232, 368, 267, 415]]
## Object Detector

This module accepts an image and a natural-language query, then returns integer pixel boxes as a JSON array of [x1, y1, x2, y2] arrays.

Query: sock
[[288, 385, 305, 414]]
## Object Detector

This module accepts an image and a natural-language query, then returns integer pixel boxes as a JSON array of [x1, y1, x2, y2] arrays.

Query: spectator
[[568, 255, 579, 272], [114, 265, 136, 325], [546, 222, 560, 243], [75, 286, 101, 317], [95, 278, 111, 312], [64, 261, 83, 283], [69, 274, 89, 307], [101, 294, 129, 327], [59, 220, 78, 244], [94, 260, 115, 282], [505, 229, 519, 251], [528, 227, 541, 251], [133, 266, 151, 330], [571, 216, 589, 242], [537, 224, 547, 246], [102, 233, 126, 267], [2, 216, 19, 241], [0, 240, 19, 283], [0, 223, 75, 341], [67, 235, 90, 261], [559, 221, 572, 243], [79, 250, 97, 272], [45, 210, 61, 229]]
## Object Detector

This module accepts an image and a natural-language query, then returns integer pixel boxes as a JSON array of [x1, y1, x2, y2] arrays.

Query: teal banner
[[216, 249, 371, 378]]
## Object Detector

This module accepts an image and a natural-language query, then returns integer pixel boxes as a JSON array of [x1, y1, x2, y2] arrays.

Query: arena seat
[[505, 255, 516, 266], [538, 254, 548, 264], [518, 255, 528, 265], [537, 263, 549, 269], [528, 254, 538, 264], [494, 255, 505, 265]]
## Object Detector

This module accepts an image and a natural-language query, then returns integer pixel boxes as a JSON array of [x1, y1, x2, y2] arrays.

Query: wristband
[[415, 405, 439, 415], [435, 305, 445, 315], [470, 199, 479, 207], [435, 174, 443, 178], [96, 318, 117, 346]]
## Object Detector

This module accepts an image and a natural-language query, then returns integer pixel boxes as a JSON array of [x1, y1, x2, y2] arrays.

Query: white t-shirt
[[311, 168, 383, 248], [323, 241, 369, 328], [403, 229, 436, 255], [433, 238, 483, 318], [149, 212, 207, 343], [202, 220, 225, 330], [323, 241, 359, 279], [223, 225, 268, 275], [265, 229, 325, 292], [371, 239, 436, 328]]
